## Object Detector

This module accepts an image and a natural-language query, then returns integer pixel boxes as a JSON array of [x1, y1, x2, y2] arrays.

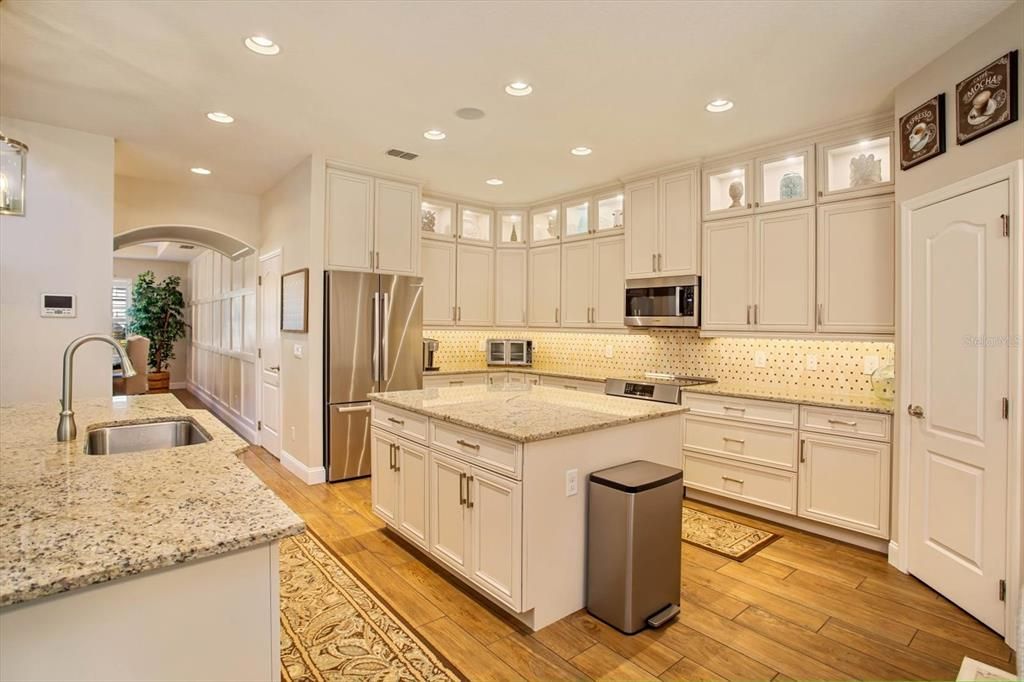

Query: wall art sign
[[899, 94, 946, 170], [281, 268, 309, 333], [955, 50, 1018, 145]]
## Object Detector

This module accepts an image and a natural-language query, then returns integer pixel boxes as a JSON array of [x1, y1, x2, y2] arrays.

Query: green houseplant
[[125, 271, 187, 391]]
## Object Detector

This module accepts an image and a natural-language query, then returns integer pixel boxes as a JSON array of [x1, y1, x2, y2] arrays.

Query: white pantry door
[[258, 253, 282, 459], [908, 180, 1009, 634]]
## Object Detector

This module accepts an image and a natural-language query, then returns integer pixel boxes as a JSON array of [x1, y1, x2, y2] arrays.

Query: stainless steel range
[[604, 373, 716, 404]]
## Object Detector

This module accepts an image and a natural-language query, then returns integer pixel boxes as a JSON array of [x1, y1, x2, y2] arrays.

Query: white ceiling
[[114, 242, 200, 262], [0, 0, 1011, 204]]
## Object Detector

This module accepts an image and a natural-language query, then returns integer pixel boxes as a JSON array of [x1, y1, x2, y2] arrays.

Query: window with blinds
[[112, 280, 130, 339]]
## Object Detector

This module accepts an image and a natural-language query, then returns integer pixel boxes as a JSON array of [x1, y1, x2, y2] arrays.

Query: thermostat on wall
[[41, 293, 77, 318]]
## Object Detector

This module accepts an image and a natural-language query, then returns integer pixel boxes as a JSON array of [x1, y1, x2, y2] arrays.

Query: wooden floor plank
[[488, 632, 592, 680], [734, 606, 922, 680], [419, 618, 528, 682], [681, 543, 731, 570], [532, 619, 598, 661], [340, 550, 445, 627], [909, 630, 1016, 672], [648, 623, 777, 681], [659, 657, 728, 682], [758, 542, 866, 588], [680, 581, 748, 620], [818, 619, 959, 681], [741, 555, 795, 580], [569, 644, 659, 682], [565, 611, 683, 676], [857, 575, 996, 631]]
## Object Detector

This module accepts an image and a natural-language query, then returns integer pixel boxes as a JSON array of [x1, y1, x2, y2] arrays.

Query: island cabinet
[[369, 394, 683, 631]]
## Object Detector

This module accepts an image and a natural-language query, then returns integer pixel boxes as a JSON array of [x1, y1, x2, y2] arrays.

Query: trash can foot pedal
[[646, 604, 679, 628]]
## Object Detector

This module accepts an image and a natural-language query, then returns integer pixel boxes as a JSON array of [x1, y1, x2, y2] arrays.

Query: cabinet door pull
[[457, 306, 461, 321], [376, 251, 380, 269], [722, 475, 744, 485], [799, 440, 806, 463], [722, 436, 745, 444], [449, 379, 464, 386], [818, 190, 823, 198], [817, 303, 823, 326], [388, 443, 395, 470], [746, 305, 752, 325], [746, 202, 752, 209], [452, 306, 457, 321], [753, 304, 758, 325], [754, 201, 759, 208], [657, 253, 663, 271], [466, 475, 475, 508], [652, 254, 657, 272], [456, 438, 481, 450], [723, 405, 746, 414], [459, 472, 467, 506], [387, 417, 405, 426], [393, 445, 401, 472], [827, 418, 858, 427], [555, 307, 560, 324]]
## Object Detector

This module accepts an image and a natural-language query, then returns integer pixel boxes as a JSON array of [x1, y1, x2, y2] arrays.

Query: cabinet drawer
[[372, 404, 428, 444], [423, 373, 488, 389], [684, 393, 798, 428], [683, 451, 797, 514], [800, 406, 890, 442], [540, 376, 605, 394], [684, 415, 797, 471], [431, 422, 522, 479]]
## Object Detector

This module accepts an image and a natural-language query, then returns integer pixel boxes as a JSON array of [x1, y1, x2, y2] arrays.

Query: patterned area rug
[[682, 506, 780, 561], [279, 532, 461, 681]]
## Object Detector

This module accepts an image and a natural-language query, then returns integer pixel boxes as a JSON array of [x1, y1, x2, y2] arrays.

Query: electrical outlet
[[566, 469, 579, 496], [754, 350, 767, 368], [290, 426, 296, 441], [604, 345, 614, 359], [863, 355, 879, 375], [478, 339, 487, 352], [293, 343, 303, 359], [806, 354, 818, 371]]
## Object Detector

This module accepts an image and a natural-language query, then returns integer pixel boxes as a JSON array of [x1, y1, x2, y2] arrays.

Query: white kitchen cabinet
[[495, 248, 527, 326], [469, 466, 522, 609], [703, 159, 755, 221], [375, 179, 420, 275], [816, 196, 895, 334], [755, 143, 815, 212], [701, 217, 754, 331], [798, 433, 891, 538], [455, 243, 494, 325], [658, 169, 700, 276], [498, 210, 527, 247], [530, 205, 560, 246], [528, 244, 561, 326], [539, 376, 605, 393], [397, 438, 429, 550], [593, 237, 625, 327], [817, 127, 894, 202], [487, 372, 507, 386], [624, 178, 658, 278], [595, 190, 625, 236], [562, 199, 591, 241], [754, 207, 815, 332], [428, 451, 471, 576], [371, 429, 399, 525], [421, 240, 456, 325], [326, 169, 419, 275], [326, 169, 374, 271], [421, 197, 456, 241], [561, 241, 593, 326], [459, 205, 494, 244]]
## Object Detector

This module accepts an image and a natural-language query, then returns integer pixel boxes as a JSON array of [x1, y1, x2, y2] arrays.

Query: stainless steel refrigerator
[[324, 271, 423, 482]]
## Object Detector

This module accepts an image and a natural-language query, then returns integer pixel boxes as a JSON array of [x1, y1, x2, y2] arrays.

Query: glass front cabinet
[[530, 205, 561, 245], [562, 199, 591, 241], [421, 197, 456, 240], [703, 144, 815, 221], [817, 128, 894, 202], [702, 160, 755, 220], [595, 191, 625, 235], [497, 210, 527, 247], [458, 205, 494, 244]]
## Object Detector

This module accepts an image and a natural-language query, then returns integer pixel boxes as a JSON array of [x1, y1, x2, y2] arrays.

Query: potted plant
[[125, 271, 188, 392]]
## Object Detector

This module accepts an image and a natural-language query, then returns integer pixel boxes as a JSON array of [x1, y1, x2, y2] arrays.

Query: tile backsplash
[[426, 329, 895, 397]]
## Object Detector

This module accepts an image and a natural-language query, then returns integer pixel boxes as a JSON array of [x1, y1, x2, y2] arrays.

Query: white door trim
[[896, 159, 1023, 646], [257, 248, 283, 453]]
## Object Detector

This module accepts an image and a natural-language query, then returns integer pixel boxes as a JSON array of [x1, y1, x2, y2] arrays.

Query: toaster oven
[[486, 339, 533, 366]]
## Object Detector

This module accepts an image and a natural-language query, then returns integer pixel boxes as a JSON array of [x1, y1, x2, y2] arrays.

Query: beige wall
[[892, 1, 1023, 546], [114, 175, 261, 248], [0, 118, 114, 405], [112, 257, 190, 386]]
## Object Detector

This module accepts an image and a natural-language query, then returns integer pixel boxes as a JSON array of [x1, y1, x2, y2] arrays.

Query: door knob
[[907, 404, 924, 418], [268, 365, 280, 372]]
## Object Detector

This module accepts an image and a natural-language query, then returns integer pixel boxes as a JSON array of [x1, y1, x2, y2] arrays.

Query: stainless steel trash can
[[586, 460, 683, 634]]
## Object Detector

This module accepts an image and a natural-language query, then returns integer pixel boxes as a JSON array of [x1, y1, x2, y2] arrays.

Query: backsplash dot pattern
[[425, 329, 895, 398]]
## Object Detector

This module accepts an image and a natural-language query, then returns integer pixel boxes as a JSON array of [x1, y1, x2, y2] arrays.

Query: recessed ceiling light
[[705, 98, 734, 113], [206, 112, 235, 124], [190, 167, 212, 175], [244, 35, 280, 55], [570, 146, 593, 156], [485, 178, 504, 186], [505, 81, 533, 96], [423, 129, 447, 141]]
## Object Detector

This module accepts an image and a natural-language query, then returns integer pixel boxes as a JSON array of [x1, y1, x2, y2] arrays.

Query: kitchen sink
[[84, 419, 211, 455]]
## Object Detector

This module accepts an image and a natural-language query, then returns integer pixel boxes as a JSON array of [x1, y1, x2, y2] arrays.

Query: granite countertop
[[683, 382, 894, 414], [0, 394, 304, 607], [369, 384, 685, 443], [427, 367, 611, 382]]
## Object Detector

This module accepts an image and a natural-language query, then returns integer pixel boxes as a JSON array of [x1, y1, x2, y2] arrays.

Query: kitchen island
[[0, 394, 304, 682], [367, 383, 685, 631]]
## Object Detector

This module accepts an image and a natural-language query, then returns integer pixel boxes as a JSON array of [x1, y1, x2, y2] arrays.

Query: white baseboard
[[280, 449, 327, 485], [169, 381, 187, 390], [185, 382, 258, 444], [887, 540, 908, 572]]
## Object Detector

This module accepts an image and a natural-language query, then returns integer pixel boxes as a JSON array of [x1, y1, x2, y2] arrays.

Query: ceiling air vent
[[178, 244, 196, 250], [386, 148, 419, 161]]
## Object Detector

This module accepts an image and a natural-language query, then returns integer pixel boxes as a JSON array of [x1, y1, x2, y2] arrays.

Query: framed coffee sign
[[955, 50, 1018, 145], [899, 94, 945, 170]]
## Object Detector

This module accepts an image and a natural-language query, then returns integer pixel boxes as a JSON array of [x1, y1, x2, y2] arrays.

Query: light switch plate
[[604, 345, 614, 359], [566, 469, 579, 496], [754, 350, 767, 368], [478, 339, 487, 352], [863, 355, 879, 374], [806, 354, 818, 371], [293, 344, 303, 359]]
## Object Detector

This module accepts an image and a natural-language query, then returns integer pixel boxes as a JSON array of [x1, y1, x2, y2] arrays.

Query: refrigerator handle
[[382, 292, 390, 383], [371, 292, 380, 381]]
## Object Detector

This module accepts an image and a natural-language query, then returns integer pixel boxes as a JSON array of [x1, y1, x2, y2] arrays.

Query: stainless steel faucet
[[57, 334, 137, 442]]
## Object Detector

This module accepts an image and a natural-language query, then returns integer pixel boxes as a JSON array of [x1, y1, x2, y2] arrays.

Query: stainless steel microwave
[[624, 275, 700, 328]]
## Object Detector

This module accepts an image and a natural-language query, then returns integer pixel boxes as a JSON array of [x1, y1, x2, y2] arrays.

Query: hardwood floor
[[174, 389, 1017, 681]]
